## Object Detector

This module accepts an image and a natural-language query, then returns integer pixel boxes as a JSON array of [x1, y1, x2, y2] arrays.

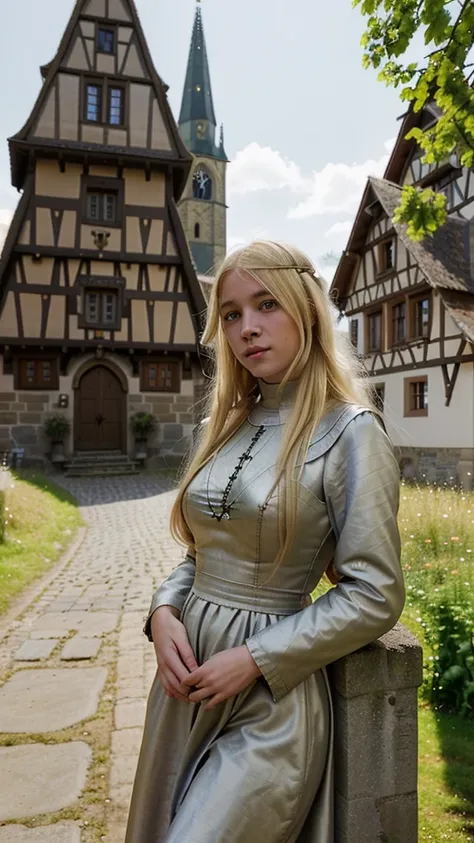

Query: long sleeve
[[245, 411, 404, 703], [143, 547, 196, 641]]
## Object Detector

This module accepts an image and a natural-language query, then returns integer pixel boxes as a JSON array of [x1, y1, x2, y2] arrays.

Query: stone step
[[71, 452, 127, 463], [64, 465, 139, 477]]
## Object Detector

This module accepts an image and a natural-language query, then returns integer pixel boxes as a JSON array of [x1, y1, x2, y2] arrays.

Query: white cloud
[[227, 143, 306, 195], [324, 220, 353, 239], [288, 151, 390, 220], [227, 139, 395, 226]]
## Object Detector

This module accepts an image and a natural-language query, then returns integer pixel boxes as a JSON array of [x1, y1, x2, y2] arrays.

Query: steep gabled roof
[[330, 176, 474, 342], [8, 0, 192, 191], [384, 102, 441, 185]]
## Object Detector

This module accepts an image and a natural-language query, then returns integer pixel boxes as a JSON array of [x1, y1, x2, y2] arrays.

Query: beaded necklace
[[207, 424, 266, 521]]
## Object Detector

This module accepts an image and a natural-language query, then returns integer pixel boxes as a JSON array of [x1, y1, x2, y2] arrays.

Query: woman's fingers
[[204, 693, 224, 711], [174, 634, 199, 672], [166, 648, 192, 686], [188, 685, 213, 703], [159, 669, 192, 703]]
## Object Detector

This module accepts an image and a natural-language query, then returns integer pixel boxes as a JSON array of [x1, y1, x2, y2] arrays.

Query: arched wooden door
[[75, 366, 125, 452]]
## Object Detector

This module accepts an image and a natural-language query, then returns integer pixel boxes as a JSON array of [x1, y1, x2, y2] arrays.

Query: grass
[[0, 470, 82, 616], [418, 705, 474, 842], [397, 483, 474, 842]]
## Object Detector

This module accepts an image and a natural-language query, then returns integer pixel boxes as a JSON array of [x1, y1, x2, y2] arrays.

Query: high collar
[[248, 379, 299, 426]]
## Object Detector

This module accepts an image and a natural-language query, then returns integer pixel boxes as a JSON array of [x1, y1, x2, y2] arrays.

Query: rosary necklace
[[207, 425, 266, 521]]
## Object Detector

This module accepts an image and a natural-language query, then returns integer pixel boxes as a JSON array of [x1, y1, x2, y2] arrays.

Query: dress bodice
[[184, 380, 336, 603]]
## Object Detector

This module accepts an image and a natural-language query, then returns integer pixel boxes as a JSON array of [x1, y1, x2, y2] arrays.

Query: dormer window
[[97, 28, 115, 54]]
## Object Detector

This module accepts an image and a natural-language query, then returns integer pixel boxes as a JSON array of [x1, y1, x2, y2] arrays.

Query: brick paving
[[0, 472, 182, 843]]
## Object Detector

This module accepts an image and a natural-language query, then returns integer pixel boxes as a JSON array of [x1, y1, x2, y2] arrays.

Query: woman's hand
[[150, 606, 199, 703], [182, 646, 262, 710]]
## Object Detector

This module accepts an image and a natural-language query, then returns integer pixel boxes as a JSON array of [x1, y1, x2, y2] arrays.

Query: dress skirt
[[125, 590, 334, 843]]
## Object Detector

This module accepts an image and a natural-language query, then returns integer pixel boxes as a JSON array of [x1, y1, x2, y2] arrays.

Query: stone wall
[[0, 390, 66, 464], [132, 364, 209, 463], [328, 623, 423, 843], [397, 446, 474, 490]]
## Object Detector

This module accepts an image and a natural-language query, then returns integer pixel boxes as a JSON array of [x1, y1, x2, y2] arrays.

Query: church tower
[[178, 4, 227, 276]]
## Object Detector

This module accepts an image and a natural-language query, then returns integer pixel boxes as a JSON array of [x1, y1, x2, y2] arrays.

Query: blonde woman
[[125, 241, 404, 843]]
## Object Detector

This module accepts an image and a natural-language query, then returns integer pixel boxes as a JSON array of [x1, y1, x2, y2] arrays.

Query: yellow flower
[[424, 539, 432, 544], [451, 537, 460, 542]]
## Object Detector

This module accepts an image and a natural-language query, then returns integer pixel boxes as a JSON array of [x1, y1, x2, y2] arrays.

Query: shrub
[[130, 412, 158, 439], [43, 415, 71, 442], [400, 482, 474, 717]]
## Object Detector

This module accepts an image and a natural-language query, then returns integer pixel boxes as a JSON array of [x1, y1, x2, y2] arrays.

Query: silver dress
[[125, 379, 404, 843]]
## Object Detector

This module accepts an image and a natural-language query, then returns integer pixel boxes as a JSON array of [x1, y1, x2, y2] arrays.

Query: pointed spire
[[179, 4, 217, 127]]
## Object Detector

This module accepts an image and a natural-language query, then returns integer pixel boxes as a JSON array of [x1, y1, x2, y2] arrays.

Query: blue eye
[[223, 300, 278, 322]]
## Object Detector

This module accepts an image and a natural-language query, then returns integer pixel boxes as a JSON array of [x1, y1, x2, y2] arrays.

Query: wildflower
[[451, 570, 459, 575], [451, 537, 460, 542], [424, 563, 432, 569], [460, 558, 465, 562], [424, 539, 432, 543], [442, 514, 448, 518], [417, 513, 422, 517]]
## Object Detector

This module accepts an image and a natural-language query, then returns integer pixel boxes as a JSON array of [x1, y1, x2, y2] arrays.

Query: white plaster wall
[[378, 363, 474, 449]]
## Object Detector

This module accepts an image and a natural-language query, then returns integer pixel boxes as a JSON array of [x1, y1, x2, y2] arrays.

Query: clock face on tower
[[193, 168, 213, 201]]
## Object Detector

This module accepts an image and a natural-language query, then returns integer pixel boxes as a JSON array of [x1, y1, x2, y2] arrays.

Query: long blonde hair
[[170, 240, 376, 573]]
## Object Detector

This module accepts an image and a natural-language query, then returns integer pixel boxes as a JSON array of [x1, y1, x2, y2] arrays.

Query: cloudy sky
[[0, 0, 414, 280]]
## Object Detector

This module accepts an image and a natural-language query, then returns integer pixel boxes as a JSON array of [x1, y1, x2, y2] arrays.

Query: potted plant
[[44, 415, 71, 465], [130, 412, 158, 461]]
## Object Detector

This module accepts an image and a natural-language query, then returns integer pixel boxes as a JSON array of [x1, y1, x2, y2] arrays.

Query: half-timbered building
[[331, 103, 474, 488], [0, 0, 211, 469]]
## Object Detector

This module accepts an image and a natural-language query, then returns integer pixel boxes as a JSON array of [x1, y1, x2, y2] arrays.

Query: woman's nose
[[240, 316, 262, 339]]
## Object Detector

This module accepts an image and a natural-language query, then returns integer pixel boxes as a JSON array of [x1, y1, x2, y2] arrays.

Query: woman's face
[[219, 269, 301, 384]]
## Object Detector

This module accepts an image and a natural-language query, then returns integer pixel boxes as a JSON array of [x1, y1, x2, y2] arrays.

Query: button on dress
[[125, 379, 404, 843]]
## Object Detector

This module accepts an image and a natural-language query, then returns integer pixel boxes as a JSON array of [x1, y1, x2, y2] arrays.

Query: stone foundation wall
[[133, 363, 209, 463], [396, 446, 474, 490], [0, 390, 68, 464]]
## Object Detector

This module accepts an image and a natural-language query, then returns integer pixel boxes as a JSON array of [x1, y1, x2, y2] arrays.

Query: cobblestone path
[[0, 473, 183, 843]]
